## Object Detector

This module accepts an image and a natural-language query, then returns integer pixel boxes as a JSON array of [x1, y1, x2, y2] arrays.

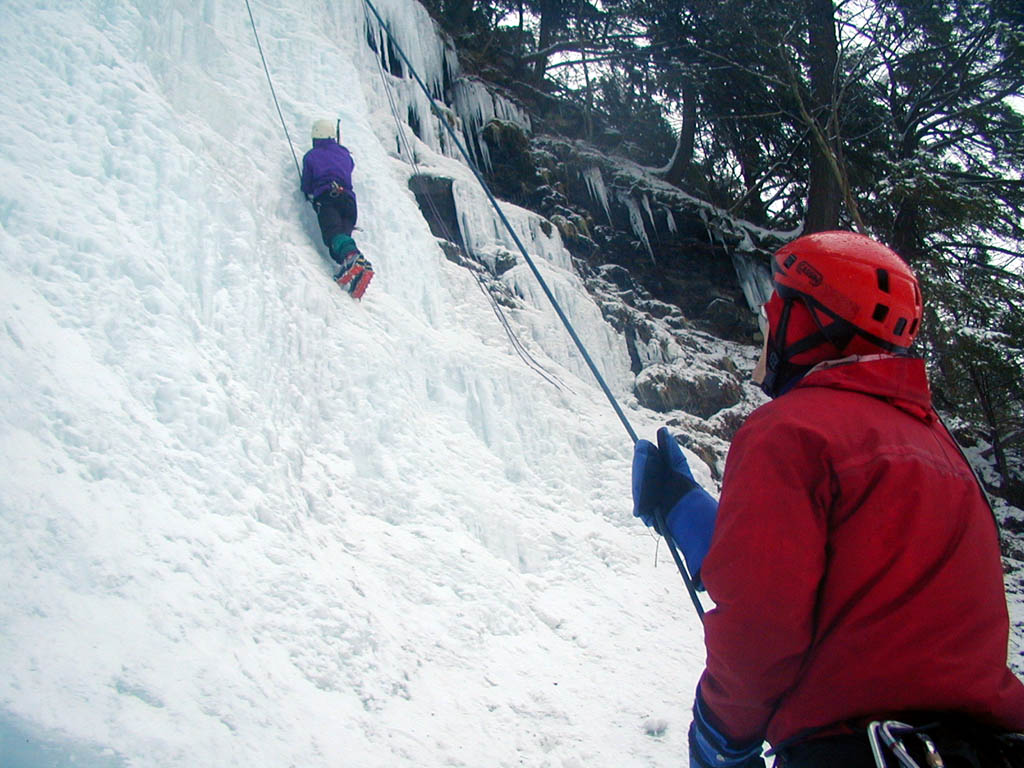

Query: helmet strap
[[760, 297, 850, 397], [761, 298, 799, 397], [761, 291, 914, 398], [777, 284, 909, 355]]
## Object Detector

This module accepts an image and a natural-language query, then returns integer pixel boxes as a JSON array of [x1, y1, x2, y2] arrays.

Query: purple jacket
[[301, 139, 356, 200]]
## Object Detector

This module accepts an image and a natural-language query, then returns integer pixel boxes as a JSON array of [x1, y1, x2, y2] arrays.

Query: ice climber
[[301, 118, 373, 298], [631, 231, 1024, 767]]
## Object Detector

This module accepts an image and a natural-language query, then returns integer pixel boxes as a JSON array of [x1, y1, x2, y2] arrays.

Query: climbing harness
[[361, 0, 704, 620], [868, 721, 945, 768], [244, 0, 302, 185]]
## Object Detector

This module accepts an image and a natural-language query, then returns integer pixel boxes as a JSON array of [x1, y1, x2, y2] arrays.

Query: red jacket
[[699, 355, 1024, 747]]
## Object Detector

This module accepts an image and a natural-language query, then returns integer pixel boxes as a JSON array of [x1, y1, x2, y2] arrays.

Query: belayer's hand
[[631, 427, 718, 582], [689, 687, 765, 768]]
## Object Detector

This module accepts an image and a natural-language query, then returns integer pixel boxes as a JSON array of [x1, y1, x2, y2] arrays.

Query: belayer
[[301, 118, 373, 298], [632, 231, 1024, 767]]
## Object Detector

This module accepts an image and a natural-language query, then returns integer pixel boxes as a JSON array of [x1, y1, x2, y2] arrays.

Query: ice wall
[[451, 178, 634, 393], [360, 0, 466, 159], [347, 0, 632, 399], [359, 5, 532, 174], [1, 3, 710, 767], [356, 9, 631, 398], [354, 0, 630, 397]]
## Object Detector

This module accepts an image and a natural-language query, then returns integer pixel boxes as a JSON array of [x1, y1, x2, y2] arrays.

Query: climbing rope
[[370, 37, 572, 394], [363, 0, 634, 440], [242, 0, 703, 619], [245, 0, 302, 185], [361, 0, 705, 620]]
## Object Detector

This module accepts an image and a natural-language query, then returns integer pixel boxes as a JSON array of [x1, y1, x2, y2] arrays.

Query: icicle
[[582, 167, 612, 225], [664, 208, 677, 234], [619, 192, 655, 263], [731, 251, 774, 312], [452, 77, 531, 173], [451, 180, 574, 272], [641, 194, 656, 233], [362, 0, 461, 159], [370, 0, 447, 95]]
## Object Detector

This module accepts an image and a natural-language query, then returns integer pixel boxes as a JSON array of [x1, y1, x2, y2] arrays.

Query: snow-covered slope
[[0, 1, 710, 765]]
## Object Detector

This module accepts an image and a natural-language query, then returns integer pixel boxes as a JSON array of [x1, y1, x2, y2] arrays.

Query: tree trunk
[[803, 0, 842, 232], [582, 51, 593, 141], [663, 79, 697, 187], [890, 200, 924, 264], [970, 365, 1010, 495], [443, 0, 475, 35], [532, 0, 562, 84]]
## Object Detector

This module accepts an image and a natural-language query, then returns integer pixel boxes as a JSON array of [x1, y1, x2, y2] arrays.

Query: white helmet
[[311, 118, 338, 141]]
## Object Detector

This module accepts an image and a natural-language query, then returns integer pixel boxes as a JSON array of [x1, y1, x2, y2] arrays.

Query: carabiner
[[868, 720, 934, 768]]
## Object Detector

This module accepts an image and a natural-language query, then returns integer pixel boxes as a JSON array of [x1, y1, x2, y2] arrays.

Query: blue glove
[[689, 687, 764, 768], [632, 427, 718, 582]]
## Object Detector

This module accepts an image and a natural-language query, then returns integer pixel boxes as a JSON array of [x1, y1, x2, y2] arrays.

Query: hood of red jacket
[[794, 355, 935, 423]]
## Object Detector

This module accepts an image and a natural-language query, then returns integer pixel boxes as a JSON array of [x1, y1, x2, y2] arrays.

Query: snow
[[0, 0, 708, 765]]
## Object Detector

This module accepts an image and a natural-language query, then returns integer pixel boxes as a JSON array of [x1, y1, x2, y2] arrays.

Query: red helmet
[[772, 231, 923, 350], [760, 231, 923, 396]]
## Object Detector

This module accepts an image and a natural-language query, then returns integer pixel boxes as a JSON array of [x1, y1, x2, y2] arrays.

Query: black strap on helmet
[[761, 297, 806, 397], [776, 283, 910, 355], [761, 287, 911, 398]]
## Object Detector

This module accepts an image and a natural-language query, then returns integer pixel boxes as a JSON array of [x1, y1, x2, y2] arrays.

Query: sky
[[0, 1, 1019, 766]]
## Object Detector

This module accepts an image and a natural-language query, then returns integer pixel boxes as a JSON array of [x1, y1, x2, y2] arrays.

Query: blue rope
[[363, 0, 634, 440], [361, 0, 704, 621]]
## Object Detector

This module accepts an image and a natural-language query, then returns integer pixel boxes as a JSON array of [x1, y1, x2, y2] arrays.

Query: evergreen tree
[[844, 0, 1024, 492], [434, 0, 1024, 493]]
